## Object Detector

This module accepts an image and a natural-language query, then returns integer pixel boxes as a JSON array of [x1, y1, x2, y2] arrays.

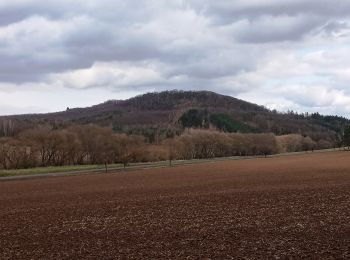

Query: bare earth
[[0, 151, 349, 259]]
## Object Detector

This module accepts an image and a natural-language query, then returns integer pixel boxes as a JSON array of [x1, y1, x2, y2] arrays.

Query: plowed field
[[1, 151, 350, 259]]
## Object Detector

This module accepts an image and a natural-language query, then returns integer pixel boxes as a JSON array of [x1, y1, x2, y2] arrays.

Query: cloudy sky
[[1, 0, 350, 117]]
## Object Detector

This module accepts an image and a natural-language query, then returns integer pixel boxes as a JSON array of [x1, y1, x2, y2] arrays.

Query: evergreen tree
[[342, 125, 350, 148]]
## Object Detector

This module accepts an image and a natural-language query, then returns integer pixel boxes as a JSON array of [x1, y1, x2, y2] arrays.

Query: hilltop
[[0, 90, 349, 145]]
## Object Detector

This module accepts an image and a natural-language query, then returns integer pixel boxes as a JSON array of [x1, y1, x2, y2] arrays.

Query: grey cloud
[[190, 0, 350, 22], [230, 15, 323, 43], [165, 48, 257, 79], [0, 1, 74, 26], [0, 0, 157, 26], [0, 13, 163, 82], [0, 1, 350, 117], [0, 0, 342, 84], [320, 21, 350, 35], [190, 0, 350, 42], [0, 8, 32, 26], [65, 25, 163, 61]]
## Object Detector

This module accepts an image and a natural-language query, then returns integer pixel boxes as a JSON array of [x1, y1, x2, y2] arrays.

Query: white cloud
[[48, 62, 164, 89]]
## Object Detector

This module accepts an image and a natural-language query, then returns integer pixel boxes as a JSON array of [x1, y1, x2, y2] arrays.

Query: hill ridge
[[0, 90, 349, 145]]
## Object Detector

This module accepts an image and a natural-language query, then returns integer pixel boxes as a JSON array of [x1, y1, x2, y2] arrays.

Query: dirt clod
[[0, 151, 349, 259]]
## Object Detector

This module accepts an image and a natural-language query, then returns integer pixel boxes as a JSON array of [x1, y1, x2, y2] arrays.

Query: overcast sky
[[1, 0, 350, 117]]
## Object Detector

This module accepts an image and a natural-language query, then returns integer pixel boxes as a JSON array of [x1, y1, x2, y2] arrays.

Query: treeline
[[0, 125, 335, 170], [0, 125, 143, 169], [170, 129, 278, 159]]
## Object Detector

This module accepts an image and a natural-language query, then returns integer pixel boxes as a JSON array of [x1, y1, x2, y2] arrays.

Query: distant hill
[[1, 90, 349, 144]]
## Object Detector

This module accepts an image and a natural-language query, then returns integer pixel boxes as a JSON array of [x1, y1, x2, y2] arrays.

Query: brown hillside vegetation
[[0, 151, 349, 259], [0, 91, 348, 146], [0, 126, 319, 170]]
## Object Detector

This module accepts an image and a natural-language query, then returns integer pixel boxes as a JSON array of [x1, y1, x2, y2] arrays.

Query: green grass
[[0, 164, 121, 177]]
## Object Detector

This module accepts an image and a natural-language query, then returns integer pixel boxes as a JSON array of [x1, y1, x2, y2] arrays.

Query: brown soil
[[1, 151, 350, 259]]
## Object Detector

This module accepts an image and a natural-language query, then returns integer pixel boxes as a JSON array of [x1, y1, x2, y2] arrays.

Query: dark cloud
[[321, 21, 350, 35], [189, 0, 350, 22], [189, 0, 350, 42], [229, 15, 323, 43]]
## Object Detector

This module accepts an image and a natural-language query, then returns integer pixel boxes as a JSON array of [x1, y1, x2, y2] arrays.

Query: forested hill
[[0, 90, 349, 145]]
